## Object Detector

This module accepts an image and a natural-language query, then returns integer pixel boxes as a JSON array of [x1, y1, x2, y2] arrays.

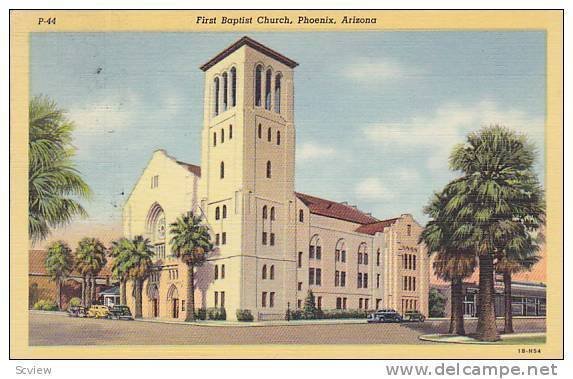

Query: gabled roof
[[176, 160, 201, 177], [295, 192, 379, 225], [200, 36, 299, 71], [354, 218, 400, 235]]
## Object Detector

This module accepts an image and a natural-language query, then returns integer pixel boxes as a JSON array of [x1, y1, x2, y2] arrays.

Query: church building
[[123, 36, 430, 321]]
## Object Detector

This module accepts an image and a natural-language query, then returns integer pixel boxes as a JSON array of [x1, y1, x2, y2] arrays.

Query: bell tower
[[199, 37, 298, 319]]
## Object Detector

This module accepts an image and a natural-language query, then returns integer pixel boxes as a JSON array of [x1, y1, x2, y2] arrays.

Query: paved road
[[29, 313, 545, 346]]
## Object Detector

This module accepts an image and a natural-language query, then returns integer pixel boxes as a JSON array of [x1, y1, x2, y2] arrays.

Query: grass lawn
[[420, 333, 546, 345]]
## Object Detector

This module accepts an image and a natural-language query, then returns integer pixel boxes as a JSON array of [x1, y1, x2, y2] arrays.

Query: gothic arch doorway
[[148, 283, 159, 318], [167, 284, 180, 319]]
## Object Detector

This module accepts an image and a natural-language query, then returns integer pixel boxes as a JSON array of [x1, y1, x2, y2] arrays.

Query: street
[[29, 312, 546, 346]]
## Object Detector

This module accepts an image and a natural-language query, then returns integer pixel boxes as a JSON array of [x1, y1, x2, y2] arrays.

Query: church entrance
[[172, 299, 179, 318], [167, 284, 180, 319], [148, 284, 160, 318]]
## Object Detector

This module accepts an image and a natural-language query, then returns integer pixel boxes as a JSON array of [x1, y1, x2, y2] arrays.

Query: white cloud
[[355, 177, 396, 201], [344, 59, 421, 82], [297, 142, 336, 160], [363, 100, 544, 171]]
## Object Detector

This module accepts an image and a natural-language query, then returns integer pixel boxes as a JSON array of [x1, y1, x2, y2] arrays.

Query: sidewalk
[[134, 317, 368, 327]]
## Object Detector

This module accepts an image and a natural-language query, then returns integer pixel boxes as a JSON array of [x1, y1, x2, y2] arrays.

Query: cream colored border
[[9, 10, 563, 359]]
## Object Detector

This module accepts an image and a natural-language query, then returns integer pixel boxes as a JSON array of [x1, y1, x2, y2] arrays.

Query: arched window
[[222, 72, 228, 111], [270, 207, 275, 221], [265, 68, 272, 110], [215, 206, 220, 220], [222, 205, 227, 219], [335, 239, 347, 263], [213, 77, 220, 116], [229, 124, 233, 139], [266, 161, 272, 178], [270, 265, 275, 280], [262, 264, 267, 279], [262, 205, 268, 219], [277, 130, 281, 145], [213, 132, 217, 146], [376, 249, 381, 266], [255, 65, 262, 106], [274, 73, 282, 113], [214, 265, 219, 280], [298, 209, 304, 222], [221, 128, 225, 143], [220, 161, 224, 179], [364, 253, 369, 265], [309, 235, 322, 260], [258, 124, 262, 138], [358, 243, 367, 265], [230, 67, 237, 107], [267, 127, 271, 142]]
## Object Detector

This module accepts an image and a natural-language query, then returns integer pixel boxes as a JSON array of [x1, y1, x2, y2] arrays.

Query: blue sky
[[30, 31, 546, 232]]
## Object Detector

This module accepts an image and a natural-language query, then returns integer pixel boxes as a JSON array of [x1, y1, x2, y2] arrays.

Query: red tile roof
[[176, 160, 201, 177], [355, 218, 400, 235], [295, 192, 379, 225], [29, 249, 112, 278], [200, 36, 298, 71]]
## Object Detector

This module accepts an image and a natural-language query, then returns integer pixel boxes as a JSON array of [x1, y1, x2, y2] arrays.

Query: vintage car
[[87, 305, 110, 319], [403, 310, 426, 322], [107, 305, 134, 320], [367, 309, 403, 323], [67, 305, 87, 318]]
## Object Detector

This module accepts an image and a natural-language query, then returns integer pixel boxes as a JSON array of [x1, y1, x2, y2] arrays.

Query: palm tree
[[109, 238, 135, 305], [170, 214, 213, 322], [74, 237, 107, 307], [45, 240, 74, 310], [448, 125, 545, 341], [29, 95, 91, 243], [421, 189, 477, 335], [126, 236, 154, 318]]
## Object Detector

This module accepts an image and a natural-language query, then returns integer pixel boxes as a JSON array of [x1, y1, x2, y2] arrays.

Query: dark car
[[403, 310, 425, 322], [367, 309, 403, 323], [67, 305, 87, 318], [107, 305, 134, 320]]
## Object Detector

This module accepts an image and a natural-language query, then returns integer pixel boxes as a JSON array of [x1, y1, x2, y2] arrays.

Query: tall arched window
[[229, 124, 233, 139], [262, 205, 268, 219], [270, 265, 275, 280], [277, 130, 281, 145], [358, 243, 367, 264], [267, 127, 271, 142], [255, 65, 262, 106], [274, 73, 282, 113], [309, 235, 322, 260], [266, 161, 272, 178], [220, 161, 225, 179], [262, 265, 267, 279], [213, 77, 220, 116], [258, 124, 262, 139], [215, 206, 220, 220], [230, 67, 237, 107], [221, 128, 225, 143], [265, 68, 272, 110], [335, 239, 347, 263], [298, 209, 304, 222], [213, 132, 217, 146], [222, 72, 228, 112], [270, 207, 275, 221], [222, 205, 227, 219]]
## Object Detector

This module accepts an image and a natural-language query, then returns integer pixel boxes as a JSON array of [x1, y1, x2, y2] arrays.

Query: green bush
[[194, 308, 207, 320], [285, 308, 367, 320], [207, 307, 226, 320], [429, 288, 446, 318], [236, 309, 254, 322], [33, 299, 59, 311], [68, 297, 82, 308]]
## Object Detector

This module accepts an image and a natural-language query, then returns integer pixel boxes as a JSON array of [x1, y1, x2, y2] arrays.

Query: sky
[[30, 31, 546, 244]]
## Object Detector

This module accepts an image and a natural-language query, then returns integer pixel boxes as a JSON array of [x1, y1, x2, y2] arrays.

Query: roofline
[[200, 36, 298, 71]]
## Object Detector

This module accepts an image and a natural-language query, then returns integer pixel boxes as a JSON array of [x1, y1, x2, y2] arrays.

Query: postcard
[[9, 9, 563, 359]]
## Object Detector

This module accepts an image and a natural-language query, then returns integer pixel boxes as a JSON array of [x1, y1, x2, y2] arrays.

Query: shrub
[[206, 307, 226, 320], [320, 309, 368, 319], [33, 299, 59, 311], [68, 297, 82, 308], [194, 308, 207, 320], [236, 309, 254, 322], [429, 288, 446, 318]]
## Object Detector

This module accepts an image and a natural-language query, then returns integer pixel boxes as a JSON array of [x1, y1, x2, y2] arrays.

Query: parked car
[[403, 310, 425, 322], [107, 305, 134, 320], [87, 305, 110, 319], [367, 309, 403, 323], [67, 305, 87, 318]]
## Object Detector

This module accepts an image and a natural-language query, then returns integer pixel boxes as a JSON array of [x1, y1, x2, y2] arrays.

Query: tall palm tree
[[109, 238, 135, 305], [170, 214, 213, 322], [74, 237, 107, 307], [126, 236, 154, 318], [421, 189, 477, 335], [29, 95, 91, 243], [45, 240, 74, 310], [448, 125, 545, 341]]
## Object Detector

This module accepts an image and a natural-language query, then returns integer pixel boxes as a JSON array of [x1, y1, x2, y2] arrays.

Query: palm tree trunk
[[91, 275, 97, 304], [450, 276, 465, 335], [120, 278, 127, 305], [476, 254, 499, 341], [56, 278, 62, 310], [185, 264, 196, 322], [503, 270, 514, 334], [81, 276, 87, 306], [134, 279, 143, 318]]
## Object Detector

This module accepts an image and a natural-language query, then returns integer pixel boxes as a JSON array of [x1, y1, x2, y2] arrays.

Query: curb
[[30, 310, 68, 316], [133, 318, 369, 327], [419, 332, 546, 344]]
